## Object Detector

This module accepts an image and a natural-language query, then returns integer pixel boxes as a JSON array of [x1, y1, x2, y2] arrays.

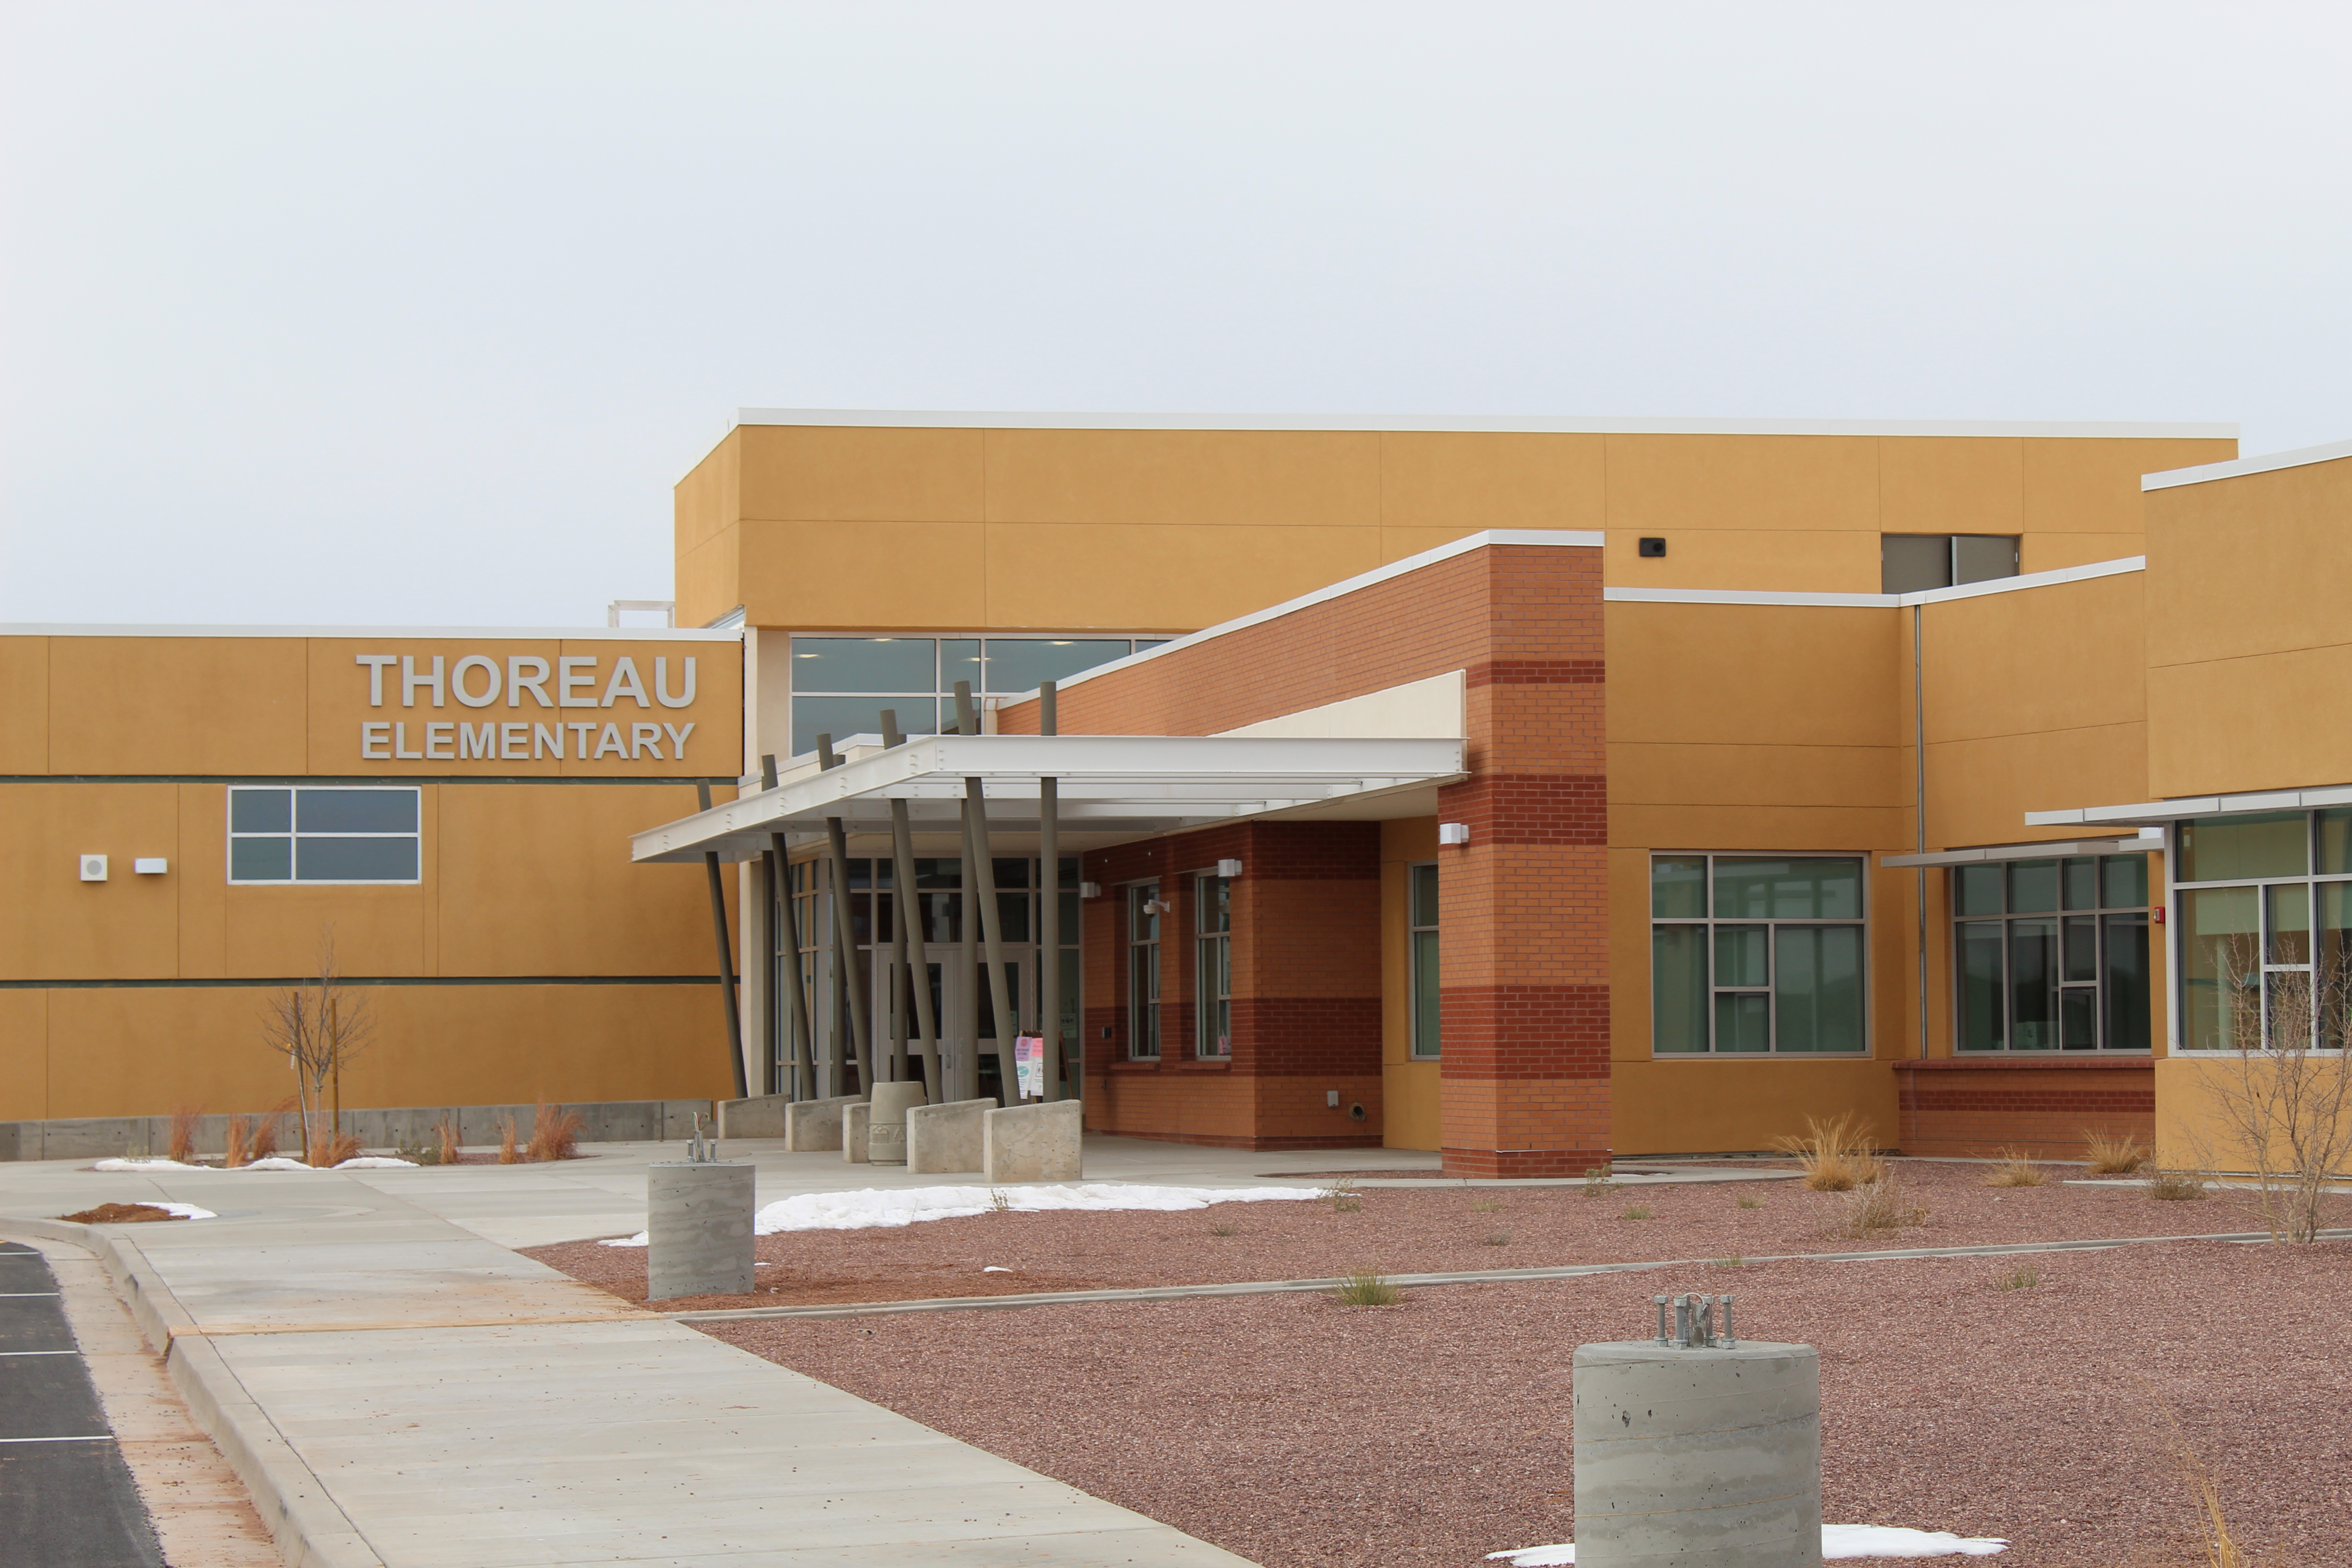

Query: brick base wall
[[1894, 1058, 2156, 1160]]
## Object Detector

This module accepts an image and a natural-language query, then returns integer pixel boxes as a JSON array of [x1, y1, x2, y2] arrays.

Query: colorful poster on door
[[1014, 1035, 1044, 1100]]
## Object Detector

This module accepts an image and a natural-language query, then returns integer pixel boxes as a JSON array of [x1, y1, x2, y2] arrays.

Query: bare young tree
[[2196, 932, 2352, 1242], [260, 929, 377, 1166]]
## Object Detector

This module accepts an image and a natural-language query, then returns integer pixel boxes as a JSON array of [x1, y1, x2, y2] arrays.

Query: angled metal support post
[[880, 710, 942, 1102], [1038, 680, 1063, 1103], [760, 755, 813, 1102], [815, 735, 872, 1095], [696, 780, 749, 1102], [954, 682, 1024, 1103]]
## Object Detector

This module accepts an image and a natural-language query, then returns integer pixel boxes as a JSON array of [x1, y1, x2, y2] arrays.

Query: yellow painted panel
[[176, 784, 227, 978], [1602, 530, 1880, 594], [1376, 818, 1444, 1150], [2019, 534, 2146, 575], [2147, 645, 2352, 799], [48, 639, 307, 775], [0, 784, 181, 980], [0, 990, 47, 1120], [674, 527, 742, 632], [435, 784, 720, 975], [1607, 846, 1652, 1063], [1608, 743, 1901, 811], [673, 428, 741, 557], [2146, 453, 2352, 670], [1382, 1060, 1440, 1151], [1377, 431, 1606, 531], [982, 429, 1381, 529], [984, 523, 1382, 630], [1379, 526, 1482, 564], [736, 519, 990, 630], [1612, 1058, 1896, 1156], [1606, 602, 1900, 747], [2023, 436, 2235, 536], [1610, 803, 1908, 853], [1921, 570, 2144, 743], [1878, 437, 2023, 538], [0, 638, 47, 772], [1925, 724, 2150, 854], [223, 883, 427, 979], [737, 426, 986, 524], [1602, 434, 1880, 534]]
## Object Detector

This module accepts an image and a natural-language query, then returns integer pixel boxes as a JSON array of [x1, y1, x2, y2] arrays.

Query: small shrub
[[1736, 1193, 1764, 1210], [2082, 1128, 2149, 1175], [1482, 1230, 1511, 1247], [223, 1116, 251, 1170], [1471, 1196, 1505, 1214], [1323, 1177, 1362, 1213], [1713, 1256, 1745, 1269], [1994, 1265, 2042, 1291], [526, 1100, 584, 1163], [435, 1118, 460, 1166], [987, 1187, 1013, 1212], [1209, 1220, 1239, 1237], [1836, 1174, 1929, 1238], [1581, 1166, 1616, 1198], [2147, 1167, 2209, 1201], [321, 1128, 363, 1166], [497, 1116, 521, 1164], [167, 1103, 202, 1164], [1333, 1269, 1401, 1307], [1621, 1205, 1652, 1220], [1774, 1112, 1885, 1191], [1984, 1148, 2047, 1187], [252, 1096, 295, 1160]]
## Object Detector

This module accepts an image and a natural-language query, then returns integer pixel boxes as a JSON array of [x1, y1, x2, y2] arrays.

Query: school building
[[9, 412, 2350, 1174]]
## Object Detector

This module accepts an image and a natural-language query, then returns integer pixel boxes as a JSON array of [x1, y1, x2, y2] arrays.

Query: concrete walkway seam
[[0, 1222, 386, 1568]]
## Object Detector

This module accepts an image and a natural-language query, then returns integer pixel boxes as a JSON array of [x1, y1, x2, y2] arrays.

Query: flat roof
[[734, 409, 2239, 440], [2141, 436, 2352, 492]]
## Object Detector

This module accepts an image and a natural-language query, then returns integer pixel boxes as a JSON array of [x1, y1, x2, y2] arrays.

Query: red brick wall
[[1009, 543, 1610, 1170], [1893, 1059, 2156, 1160]]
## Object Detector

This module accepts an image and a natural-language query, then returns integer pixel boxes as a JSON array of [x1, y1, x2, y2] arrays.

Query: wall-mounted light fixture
[[1079, 881, 1102, 899], [1438, 823, 1470, 846], [134, 858, 168, 875], [79, 855, 108, 882], [1215, 858, 1243, 878], [1638, 537, 1667, 558]]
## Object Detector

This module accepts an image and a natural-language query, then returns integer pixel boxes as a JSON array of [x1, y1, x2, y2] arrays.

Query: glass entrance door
[[893, 946, 1033, 1102]]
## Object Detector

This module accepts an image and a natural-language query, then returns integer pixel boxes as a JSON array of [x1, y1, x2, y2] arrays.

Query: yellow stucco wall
[[1379, 818, 1441, 1151]]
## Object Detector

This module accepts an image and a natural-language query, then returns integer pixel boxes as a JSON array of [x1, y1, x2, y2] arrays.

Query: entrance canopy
[[631, 733, 1467, 864]]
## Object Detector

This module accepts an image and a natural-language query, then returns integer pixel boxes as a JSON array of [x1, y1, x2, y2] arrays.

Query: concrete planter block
[[905, 1098, 995, 1174], [646, 1161, 756, 1301], [717, 1094, 792, 1140], [842, 1102, 872, 1163], [1573, 1339, 1822, 1568], [865, 1082, 930, 1164], [983, 1100, 1083, 1184], [783, 1093, 867, 1152]]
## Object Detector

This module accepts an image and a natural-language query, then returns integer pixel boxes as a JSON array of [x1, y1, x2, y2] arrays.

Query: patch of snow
[[1487, 1526, 2009, 1565], [154, 1203, 216, 1220], [239, 1156, 317, 1171], [983, 1265, 1012, 1273], [598, 1181, 1325, 1247], [92, 1157, 210, 1172], [333, 1156, 419, 1169]]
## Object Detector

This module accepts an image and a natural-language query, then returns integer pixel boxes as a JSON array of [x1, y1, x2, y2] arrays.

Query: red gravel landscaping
[[706, 1239, 2352, 1568], [523, 1161, 2348, 1312]]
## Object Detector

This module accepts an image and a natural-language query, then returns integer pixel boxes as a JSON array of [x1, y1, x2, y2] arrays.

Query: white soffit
[[2142, 437, 2352, 492], [1216, 671, 1466, 741], [633, 733, 1468, 863], [1604, 556, 2145, 611], [1883, 830, 2162, 868], [2026, 784, 2352, 828], [735, 409, 2238, 440]]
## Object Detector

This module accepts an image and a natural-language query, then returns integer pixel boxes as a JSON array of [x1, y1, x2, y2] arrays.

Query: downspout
[[1913, 602, 1929, 1061]]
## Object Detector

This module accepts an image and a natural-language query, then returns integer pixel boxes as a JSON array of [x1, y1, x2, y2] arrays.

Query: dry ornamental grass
[[1984, 1148, 2048, 1187], [2147, 1169, 2210, 1202], [526, 1100, 584, 1162], [2083, 1129, 2150, 1175], [166, 1103, 201, 1164], [1775, 1112, 1885, 1191], [223, 1115, 251, 1169], [496, 1115, 520, 1164], [59, 1202, 185, 1225]]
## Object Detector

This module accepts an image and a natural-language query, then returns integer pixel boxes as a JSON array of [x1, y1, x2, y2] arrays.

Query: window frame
[[1950, 853, 2151, 1054], [226, 784, 423, 886], [1193, 871, 1230, 1059], [1127, 882, 1162, 1060], [1407, 861, 1441, 1060], [785, 633, 1168, 759], [2170, 809, 2352, 1056], [1647, 852, 1870, 1058]]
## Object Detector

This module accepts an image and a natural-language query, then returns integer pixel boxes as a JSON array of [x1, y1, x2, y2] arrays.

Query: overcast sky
[[4, 2, 2349, 627]]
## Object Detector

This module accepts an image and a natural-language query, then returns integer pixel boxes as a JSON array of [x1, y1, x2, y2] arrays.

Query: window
[[1408, 862, 1440, 1058], [787, 635, 1165, 757], [2175, 810, 2352, 1053], [228, 787, 421, 884], [1195, 873, 1230, 1058], [1953, 854, 2149, 1052], [1128, 883, 1161, 1059], [1650, 855, 1867, 1054], [1881, 534, 2020, 594]]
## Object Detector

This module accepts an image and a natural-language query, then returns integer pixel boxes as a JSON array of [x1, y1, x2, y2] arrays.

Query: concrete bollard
[[906, 1097, 995, 1174], [842, 1102, 871, 1163], [866, 1082, 930, 1164], [1573, 1296, 1821, 1568], [783, 1093, 866, 1152], [983, 1099, 1083, 1183], [646, 1161, 756, 1302]]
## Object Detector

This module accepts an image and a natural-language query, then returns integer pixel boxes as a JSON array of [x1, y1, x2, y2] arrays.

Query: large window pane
[[2266, 969, 2313, 1052], [2101, 854, 2148, 910], [230, 836, 292, 881], [1714, 925, 1769, 988], [789, 637, 936, 693], [1651, 857, 1706, 918], [1651, 926, 1707, 1053], [2320, 884, 2352, 1049], [296, 837, 419, 882], [941, 640, 981, 704], [1954, 864, 2004, 916], [2009, 919, 2057, 1049], [230, 788, 292, 833], [1411, 930, 1441, 1058], [297, 789, 418, 833], [793, 696, 935, 757], [1952, 534, 2019, 585], [2318, 809, 2352, 876], [2062, 857, 2099, 911], [984, 639, 1133, 694], [1715, 992, 1770, 1053], [1773, 926, 1864, 1052], [1958, 922, 2005, 1050], [2009, 860, 2058, 915], [2268, 883, 2311, 966], [2063, 916, 2098, 983], [1713, 858, 1861, 920], [2061, 987, 2098, 1049], [1410, 863, 1440, 927], [2102, 914, 2150, 1051], [1882, 534, 1952, 594], [2182, 886, 2259, 1051], [2180, 811, 2308, 882]]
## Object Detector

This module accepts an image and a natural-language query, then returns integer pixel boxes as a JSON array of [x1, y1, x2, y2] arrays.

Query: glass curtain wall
[[1650, 855, 1867, 1054], [788, 635, 1171, 756], [1953, 854, 2150, 1051], [2176, 810, 2352, 1052]]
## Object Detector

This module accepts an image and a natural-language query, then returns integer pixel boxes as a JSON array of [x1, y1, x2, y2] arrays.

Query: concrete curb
[[0, 1219, 384, 1568]]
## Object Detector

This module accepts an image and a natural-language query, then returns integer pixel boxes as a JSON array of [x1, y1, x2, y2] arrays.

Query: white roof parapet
[[1883, 829, 2162, 868], [632, 734, 1468, 863], [2025, 783, 2352, 829], [733, 409, 2238, 440], [2141, 436, 2352, 492]]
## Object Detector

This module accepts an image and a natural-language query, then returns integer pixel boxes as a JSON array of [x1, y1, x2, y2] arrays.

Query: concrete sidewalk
[[0, 1149, 1264, 1568]]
